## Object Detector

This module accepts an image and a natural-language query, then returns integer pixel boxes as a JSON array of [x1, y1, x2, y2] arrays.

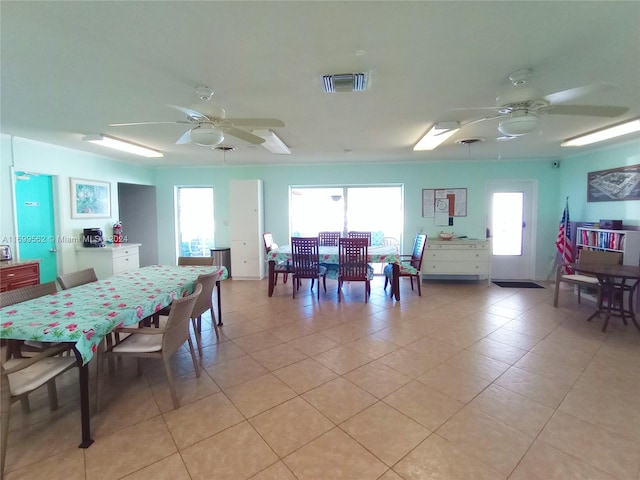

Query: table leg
[[73, 347, 94, 448], [392, 263, 400, 301], [268, 261, 276, 297], [216, 280, 223, 326]]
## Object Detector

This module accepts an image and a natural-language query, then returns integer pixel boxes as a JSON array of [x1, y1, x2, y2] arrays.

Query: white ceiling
[[2, 1, 639, 167]]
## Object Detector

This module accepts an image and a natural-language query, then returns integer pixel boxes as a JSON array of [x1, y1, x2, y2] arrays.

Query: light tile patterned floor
[[4, 277, 640, 479]]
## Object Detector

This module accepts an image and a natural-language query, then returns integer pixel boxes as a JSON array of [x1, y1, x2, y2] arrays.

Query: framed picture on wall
[[70, 178, 111, 218], [587, 163, 640, 202]]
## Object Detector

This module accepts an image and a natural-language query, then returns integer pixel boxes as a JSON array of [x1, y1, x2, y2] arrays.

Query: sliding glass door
[[289, 185, 403, 244]]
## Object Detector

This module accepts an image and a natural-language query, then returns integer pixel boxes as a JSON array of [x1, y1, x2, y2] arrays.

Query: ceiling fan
[[452, 69, 629, 138], [110, 91, 284, 147]]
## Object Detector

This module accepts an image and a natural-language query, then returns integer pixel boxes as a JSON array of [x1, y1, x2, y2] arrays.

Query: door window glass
[[176, 187, 214, 257], [492, 192, 523, 256]]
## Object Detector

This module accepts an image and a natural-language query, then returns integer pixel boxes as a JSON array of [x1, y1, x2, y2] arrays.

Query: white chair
[[1, 344, 76, 476], [102, 284, 202, 409]]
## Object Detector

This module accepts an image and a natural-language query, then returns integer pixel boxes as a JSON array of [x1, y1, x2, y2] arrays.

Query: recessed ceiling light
[[414, 122, 460, 150], [82, 134, 163, 158]]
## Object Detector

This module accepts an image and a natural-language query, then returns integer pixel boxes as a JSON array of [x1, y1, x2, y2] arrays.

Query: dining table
[[571, 262, 640, 332], [266, 244, 402, 300], [0, 264, 228, 449]]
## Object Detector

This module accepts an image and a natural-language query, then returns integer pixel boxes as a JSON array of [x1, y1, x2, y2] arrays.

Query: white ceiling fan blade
[[167, 104, 209, 120], [460, 115, 503, 127], [110, 121, 190, 126], [542, 105, 629, 117], [225, 127, 265, 144], [543, 82, 616, 104], [175, 129, 191, 144], [227, 118, 285, 128]]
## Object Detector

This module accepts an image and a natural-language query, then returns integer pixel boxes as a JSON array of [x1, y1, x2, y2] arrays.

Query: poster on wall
[[70, 178, 111, 218], [587, 163, 640, 202], [422, 188, 467, 217]]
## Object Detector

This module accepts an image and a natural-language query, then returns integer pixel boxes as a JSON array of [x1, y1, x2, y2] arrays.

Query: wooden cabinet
[[576, 227, 640, 266], [0, 261, 40, 292], [76, 244, 141, 279], [229, 179, 264, 280], [423, 239, 491, 283]]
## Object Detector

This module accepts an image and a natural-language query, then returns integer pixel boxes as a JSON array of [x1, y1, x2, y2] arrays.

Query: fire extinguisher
[[113, 221, 122, 244]]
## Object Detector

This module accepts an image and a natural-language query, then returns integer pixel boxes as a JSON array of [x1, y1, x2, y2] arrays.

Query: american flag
[[556, 198, 573, 267]]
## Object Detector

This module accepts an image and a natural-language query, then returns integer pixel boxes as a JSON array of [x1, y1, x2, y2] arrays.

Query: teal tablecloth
[[0, 264, 228, 365]]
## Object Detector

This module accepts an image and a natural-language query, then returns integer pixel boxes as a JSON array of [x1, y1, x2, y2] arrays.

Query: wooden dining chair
[[338, 237, 373, 303], [347, 231, 372, 246], [102, 284, 202, 410], [318, 231, 341, 246], [553, 249, 622, 308], [384, 234, 427, 296], [263, 232, 292, 285], [56, 268, 98, 290], [291, 236, 327, 300], [1, 343, 77, 477]]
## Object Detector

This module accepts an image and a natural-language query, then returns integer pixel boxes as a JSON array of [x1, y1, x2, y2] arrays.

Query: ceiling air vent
[[321, 73, 368, 93]]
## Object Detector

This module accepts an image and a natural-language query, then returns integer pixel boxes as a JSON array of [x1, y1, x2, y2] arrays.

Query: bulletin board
[[422, 188, 467, 218]]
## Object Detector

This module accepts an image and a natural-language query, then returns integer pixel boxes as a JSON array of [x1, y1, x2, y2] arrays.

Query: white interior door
[[486, 180, 537, 280]]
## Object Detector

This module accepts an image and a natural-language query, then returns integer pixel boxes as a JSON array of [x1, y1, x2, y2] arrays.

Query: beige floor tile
[[417, 363, 492, 403], [163, 392, 244, 449], [540, 411, 640, 480], [466, 337, 528, 364], [283, 428, 388, 480], [269, 321, 317, 342], [272, 358, 338, 394], [286, 333, 340, 356], [249, 397, 334, 456], [495, 366, 573, 408], [302, 377, 377, 424], [510, 440, 618, 480], [393, 434, 505, 480], [219, 320, 265, 340], [468, 384, 555, 437], [205, 355, 268, 389], [437, 406, 534, 475], [313, 345, 372, 374], [233, 331, 283, 354], [198, 341, 246, 368], [225, 373, 297, 417], [486, 327, 541, 351], [346, 334, 399, 358], [250, 343, 308, 371], [150, 370, 221, 413], [340, 402, 430, 466], [373, 325, 426, 346], [181, 421, 278, 480], [403, 335, 463, 360], [120, 453, 191, 480], [378, 470, 405, 480], [343, 361, 411, 398], [383, 380, 463, 430], [93, 382, 161, 436], [377, 347, 445, 378], [513, 350, 585, 385], [249, 461, 298, 480], [443, 350, 511, 382], [4, 447, 85, 480], [85, 416, 177, 480]]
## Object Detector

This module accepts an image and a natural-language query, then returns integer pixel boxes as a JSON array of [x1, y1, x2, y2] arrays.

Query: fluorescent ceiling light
[[561, 119, 640, 147], [83, 134, 163, 158], [252, 129, 291, 154], [413, 122, 460, 151]]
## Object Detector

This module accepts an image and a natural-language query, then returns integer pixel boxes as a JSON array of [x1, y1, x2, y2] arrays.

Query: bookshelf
[[576, 227, 640, 266]]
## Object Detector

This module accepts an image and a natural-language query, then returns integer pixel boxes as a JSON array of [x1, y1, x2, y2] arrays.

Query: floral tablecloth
[[268, 245, 400, 265], [0, 264, 228, 365]]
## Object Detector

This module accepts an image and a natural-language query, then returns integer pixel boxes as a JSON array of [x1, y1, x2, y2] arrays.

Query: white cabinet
[[76, 244, 141, 279], [423, 239, 491, 283], [576, 227, 640, 266], [229, 179, 264, 280]]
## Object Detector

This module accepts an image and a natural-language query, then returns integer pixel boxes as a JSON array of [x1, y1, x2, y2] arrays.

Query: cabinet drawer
[[425, 262, 490, 274], [425, 251, 489, 262], [111, 246, 139, 259], [427, 242, 488, 250], [113, 254, 139, 274], [0, 263, 40, 291]]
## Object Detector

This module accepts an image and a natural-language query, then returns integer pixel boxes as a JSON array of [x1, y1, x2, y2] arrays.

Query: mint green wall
[[557, 139, 640, 227], [153, 159, 563, 279], [0, 134, 154, 273]]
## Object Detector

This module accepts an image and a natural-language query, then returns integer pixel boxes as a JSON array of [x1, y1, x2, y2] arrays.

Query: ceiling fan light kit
[[189, 125, 225, 146], [82, 134, 163, 158], [498, 115, 538, 137], [252, 129, 291, 154], [414, 121, 460, 150], [561, 118, 640, 147]]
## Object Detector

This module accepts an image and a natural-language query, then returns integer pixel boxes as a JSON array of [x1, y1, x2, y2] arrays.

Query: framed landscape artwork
[[70, 178, 111, 218], [587, 163, 640, 202]]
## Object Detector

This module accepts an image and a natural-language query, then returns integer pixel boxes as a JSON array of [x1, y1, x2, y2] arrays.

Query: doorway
[[14, 172, 58, 282], [486, 180, 537, 280], [118, 183, 159, 267]]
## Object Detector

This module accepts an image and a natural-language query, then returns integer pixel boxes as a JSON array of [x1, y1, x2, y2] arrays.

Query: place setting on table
[[0, 263, 227, 449]]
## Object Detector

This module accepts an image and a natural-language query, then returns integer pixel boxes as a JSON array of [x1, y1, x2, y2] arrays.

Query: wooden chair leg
[[416, 274, 422, 296]]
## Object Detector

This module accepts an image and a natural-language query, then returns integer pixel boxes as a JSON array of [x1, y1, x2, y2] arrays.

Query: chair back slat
[[0, 282, 57, 307], [409, 234, 428, 270], [177, 256, 214, 266], [318, 231, 341, 246], [291, 237, 322, 277], [162, 284, 201, 355], [339, 238, 369, 280], [347, 231, 372, 246], [56, 269, 98, 290], [190, 272, 217, 318]]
